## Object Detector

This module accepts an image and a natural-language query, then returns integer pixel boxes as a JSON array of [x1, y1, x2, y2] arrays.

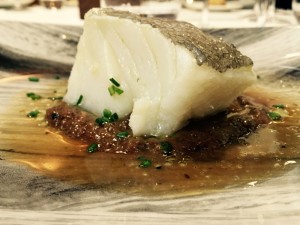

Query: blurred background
[[0, 0, 299, 27]]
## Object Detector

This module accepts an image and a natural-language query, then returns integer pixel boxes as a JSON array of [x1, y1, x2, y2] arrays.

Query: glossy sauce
[[0, 75, 299, 196]]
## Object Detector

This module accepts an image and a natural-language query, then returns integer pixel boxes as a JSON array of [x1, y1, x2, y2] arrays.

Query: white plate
[[0, 0, 34, 8], [0, 22, 299, 224]]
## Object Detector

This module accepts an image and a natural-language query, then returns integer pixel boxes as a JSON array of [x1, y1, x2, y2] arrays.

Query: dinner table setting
[[0, 0, 299, 27], [0, 0, 300, 224]]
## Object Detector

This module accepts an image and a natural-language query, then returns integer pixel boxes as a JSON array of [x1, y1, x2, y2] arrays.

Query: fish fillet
[[64, 8, 256, 136]]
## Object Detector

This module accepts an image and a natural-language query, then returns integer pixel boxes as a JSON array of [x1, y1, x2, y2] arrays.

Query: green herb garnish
[[108, 85, 124, 96], [137, 156, 152, 168], [48, 96, 63, 101], [27, 110, 40, 118], [103, 108, 112, 118], [26, 92, 42, 100], [95, 109, 119, 125], [272, 104, 285, 109], [76, 95, 83, 106], [108, 78, 123, 96], [114, 86, 124, 95], [110, 112, 119, 122], [95, 117, 110, 125], [116, 131, 129, 139], [160, 141, 173, 156], [28, 77, 39, 82], [109, 78, 120, 87], [87, 143, 98, 153], [108, 85, 115, 96], [268, 111, 282, 121]]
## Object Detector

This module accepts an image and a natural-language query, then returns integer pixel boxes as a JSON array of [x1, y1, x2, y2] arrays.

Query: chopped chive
[[76, 95, 83, 106], [108, 85, 124, 96], [26, 92, 42, 100], [140, 159, 152, 168], [108, 85, 115, 96], [95, 117, 105, 125], [110, 112, 119, 122], [28, 77, 39, 82], [87, 143, 98, 153], [103, 109, 112, 118], [268, 112, 282, 121], [109, 78, 120, 87], [27, 110, 40, 118], [116, 131, 129, 139], [160, 141, 173, 156], [95, 117, 110, 125], [108, 78, 124, 96], [48, 96, 63, 101], [95, 109, 119, 126], [272, 104, 285, 109], [137, 156, 152, 168], [113, 86, 124, 95]]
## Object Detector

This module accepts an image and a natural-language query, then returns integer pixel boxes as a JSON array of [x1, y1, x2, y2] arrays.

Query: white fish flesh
[[64, 8, 256, 136]]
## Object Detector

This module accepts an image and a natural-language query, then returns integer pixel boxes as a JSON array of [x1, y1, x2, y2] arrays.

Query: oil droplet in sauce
[[0, 75, 299, 196]]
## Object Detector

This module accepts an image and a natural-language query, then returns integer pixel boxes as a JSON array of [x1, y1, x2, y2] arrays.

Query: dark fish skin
[[87, 8, 253, 73]]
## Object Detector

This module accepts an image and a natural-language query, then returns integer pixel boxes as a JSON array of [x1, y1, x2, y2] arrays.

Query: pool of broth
[[0, 75, 299, 195]]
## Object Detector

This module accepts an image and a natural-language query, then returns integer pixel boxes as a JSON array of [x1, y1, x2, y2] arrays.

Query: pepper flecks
[[87, 8, 253, 73]]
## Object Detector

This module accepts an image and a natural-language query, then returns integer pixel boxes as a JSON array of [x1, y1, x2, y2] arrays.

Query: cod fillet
[[64, 8, 256, 136]]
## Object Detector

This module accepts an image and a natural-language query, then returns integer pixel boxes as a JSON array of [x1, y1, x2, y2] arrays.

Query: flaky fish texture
[[64, 8, 256, 136]]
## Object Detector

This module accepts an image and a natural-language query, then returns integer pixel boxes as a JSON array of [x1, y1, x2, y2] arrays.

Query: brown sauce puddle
[[0, 75, 299, 196]]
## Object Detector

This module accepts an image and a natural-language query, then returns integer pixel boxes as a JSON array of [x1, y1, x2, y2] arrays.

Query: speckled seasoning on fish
[[63, 8, 256, 137]]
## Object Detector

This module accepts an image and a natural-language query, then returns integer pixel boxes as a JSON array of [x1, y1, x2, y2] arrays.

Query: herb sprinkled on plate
[[268, 111, 282, 121], [28, 77, 39, 82], [26, 92, 42, 100], [27, 110, 40, 118]]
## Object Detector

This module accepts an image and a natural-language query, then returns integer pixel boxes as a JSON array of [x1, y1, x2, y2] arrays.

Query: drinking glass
[[13, 0, 21, 9], [100, 0, 140, 8], [292, 0, 300, 23], [202, 0, 209, 27], [40, 0, 65, 9], [254, 0, 275, 26]]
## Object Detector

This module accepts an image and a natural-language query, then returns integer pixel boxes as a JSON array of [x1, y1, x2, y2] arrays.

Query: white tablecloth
[[0, 5, 83, 26], [0, 5, 298, 28]]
